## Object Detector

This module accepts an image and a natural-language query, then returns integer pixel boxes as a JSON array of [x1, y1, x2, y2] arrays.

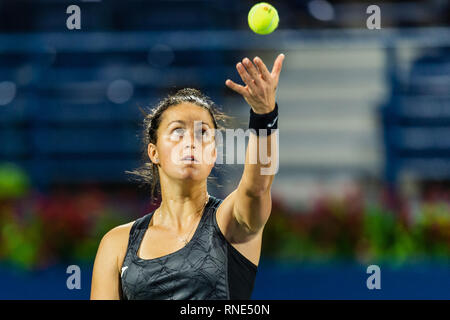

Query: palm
[[225, 53, 285, 114]]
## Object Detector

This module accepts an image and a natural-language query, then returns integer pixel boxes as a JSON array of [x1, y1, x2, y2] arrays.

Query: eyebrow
[[167, 120, 211, 127]]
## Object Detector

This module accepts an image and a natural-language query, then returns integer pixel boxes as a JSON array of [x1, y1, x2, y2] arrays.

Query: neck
[[155, 175, 209, 231]]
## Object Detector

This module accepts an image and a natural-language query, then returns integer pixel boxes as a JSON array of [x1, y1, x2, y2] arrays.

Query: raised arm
[[224, 53, 285, 235]]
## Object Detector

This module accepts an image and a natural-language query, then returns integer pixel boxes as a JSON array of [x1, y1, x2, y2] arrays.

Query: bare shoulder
[[98, 220, 135, 273], [102, 220, 135, 245], [91, 220, 135, 299]]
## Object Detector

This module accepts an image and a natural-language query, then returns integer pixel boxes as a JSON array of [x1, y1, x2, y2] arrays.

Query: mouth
[[181, 155, 199, 163]]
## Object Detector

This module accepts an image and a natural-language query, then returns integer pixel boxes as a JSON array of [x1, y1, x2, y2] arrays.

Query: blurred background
[[0, 0, 449, 299]]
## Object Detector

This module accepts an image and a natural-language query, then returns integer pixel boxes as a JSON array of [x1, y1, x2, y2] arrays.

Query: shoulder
[[102, 221, 135, 244], [215, 191, 263, 267], [97, 219, 137, 272], [100, 221, 134, 252], [101, 212, 152, 245]]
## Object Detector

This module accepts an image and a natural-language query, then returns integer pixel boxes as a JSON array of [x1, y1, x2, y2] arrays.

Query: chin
[[174, 166, 201, 180], [176, 165, 212, 181]]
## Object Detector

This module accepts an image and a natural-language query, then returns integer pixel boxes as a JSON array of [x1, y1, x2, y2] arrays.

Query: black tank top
[[119, 195, 258, 300]]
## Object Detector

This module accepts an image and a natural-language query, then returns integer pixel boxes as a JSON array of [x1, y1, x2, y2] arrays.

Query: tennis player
[[90, 54, 285, 299]]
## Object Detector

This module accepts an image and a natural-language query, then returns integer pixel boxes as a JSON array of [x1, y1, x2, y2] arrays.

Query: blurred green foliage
[[262, 193, 450, 265], [0, 166, 152, 270], [0, 163, 448, 269]]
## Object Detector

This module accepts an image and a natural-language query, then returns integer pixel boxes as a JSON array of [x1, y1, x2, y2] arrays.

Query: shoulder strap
[[205, 195, 223, 219], [126, 211, 154, 255], [211, 194, 223, 208]]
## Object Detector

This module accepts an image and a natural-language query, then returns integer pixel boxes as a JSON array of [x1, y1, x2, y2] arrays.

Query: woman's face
[[148, 103, 217, 182]]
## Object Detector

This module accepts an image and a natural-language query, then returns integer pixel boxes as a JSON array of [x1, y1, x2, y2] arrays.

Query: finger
[[253, 56, 271, 81], [242, 57, 262, 86], [225, 79, 248, 97], [236, 62, 258, 91], [271, 53, 285, 83]]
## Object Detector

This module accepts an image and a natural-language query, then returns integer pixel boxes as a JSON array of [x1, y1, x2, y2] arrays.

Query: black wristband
[[249, 103, 278, 136]]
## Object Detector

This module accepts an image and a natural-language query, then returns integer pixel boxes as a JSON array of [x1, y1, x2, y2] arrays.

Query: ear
[[147, 143, 159, 165]]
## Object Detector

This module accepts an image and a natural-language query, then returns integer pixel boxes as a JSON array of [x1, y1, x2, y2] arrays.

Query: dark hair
[[126, 88, 230, 203]]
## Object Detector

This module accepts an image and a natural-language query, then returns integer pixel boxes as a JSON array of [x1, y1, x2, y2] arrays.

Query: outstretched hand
[[225, 53, 285, 114]]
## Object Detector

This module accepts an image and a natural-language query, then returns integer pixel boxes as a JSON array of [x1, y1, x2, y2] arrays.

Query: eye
[[170, 128, 185, 140], [174, 128, 184, 134], [202, 129, 214, 142]]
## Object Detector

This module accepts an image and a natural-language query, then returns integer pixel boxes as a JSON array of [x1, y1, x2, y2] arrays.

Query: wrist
[[252, 102, 276, 115], [249, 102, 278, 135]]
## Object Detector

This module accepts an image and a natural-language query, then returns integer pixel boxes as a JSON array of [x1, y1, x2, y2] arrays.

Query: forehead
[[160, 103, 215, 127]]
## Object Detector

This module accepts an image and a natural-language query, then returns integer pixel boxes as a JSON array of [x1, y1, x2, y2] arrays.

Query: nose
[[184, 142, 195, 150], [182, 130, 198, 150]]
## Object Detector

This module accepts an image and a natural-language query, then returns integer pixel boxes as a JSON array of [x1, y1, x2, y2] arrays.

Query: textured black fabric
[[248, 102, 278, 135], [227, 238, 258, 299], [120, 195, 258, 300]]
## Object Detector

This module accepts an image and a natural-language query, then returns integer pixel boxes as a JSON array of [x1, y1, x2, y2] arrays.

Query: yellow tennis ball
[[248, 2, 279, 35]]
